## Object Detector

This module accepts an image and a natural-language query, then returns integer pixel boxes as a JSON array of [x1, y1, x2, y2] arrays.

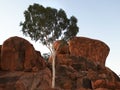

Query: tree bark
[[52, 48, 56, 88]]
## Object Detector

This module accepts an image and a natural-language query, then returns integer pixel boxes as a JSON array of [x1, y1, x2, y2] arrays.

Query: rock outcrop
[[15, 68, 51, 90], [68, 37, 110, 66], [0, 67, 52, 90], [48, 37, 120, 90], [55, 56, 120, 89], [0, 36, 120, 90], [53, 40, 69, 54], [1, 36, 46, 71]]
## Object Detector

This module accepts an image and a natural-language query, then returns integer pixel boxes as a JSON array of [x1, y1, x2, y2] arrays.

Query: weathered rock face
[[48, 37, 120, 89], [49, 40, 70, 65], [49, 37, 110, 67], [55, 56, 120, 89], [1, 36, 46, 71], [53, 40, 69, 54], [0, 67, 52, 90], [15, 68, 52, 90], [0, 36, 120, 90], [68, 37, 110, 66]]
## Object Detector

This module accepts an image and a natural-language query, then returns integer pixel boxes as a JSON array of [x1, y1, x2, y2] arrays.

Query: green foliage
[[20, 4, 79, 88], [42, 53, 50, 61], [20, 3, 79, 46]]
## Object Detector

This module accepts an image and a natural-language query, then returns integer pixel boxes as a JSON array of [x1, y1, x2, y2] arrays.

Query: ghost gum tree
[[20, 3, 79, 88]]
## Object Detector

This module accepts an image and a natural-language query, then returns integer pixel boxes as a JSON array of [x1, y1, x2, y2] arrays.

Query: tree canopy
[[20, 3, 79, 47], [20, 3, 79, 88]]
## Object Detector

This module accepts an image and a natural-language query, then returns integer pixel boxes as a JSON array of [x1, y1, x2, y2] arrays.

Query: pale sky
[[0, 0, 120, 75]]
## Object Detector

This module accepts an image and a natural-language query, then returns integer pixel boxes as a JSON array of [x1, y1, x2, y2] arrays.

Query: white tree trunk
[[52, 48, 56, 88]]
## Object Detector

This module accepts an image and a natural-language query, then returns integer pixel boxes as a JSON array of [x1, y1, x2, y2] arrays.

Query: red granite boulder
[[15, 68, 51, 90], [1, 36, 46, 71], [0, 68, 52, 90], [49, 40, 70, 65], [68, 37, 110, 66], [0, 36, 120, 90], [53, 40, 69, 54]]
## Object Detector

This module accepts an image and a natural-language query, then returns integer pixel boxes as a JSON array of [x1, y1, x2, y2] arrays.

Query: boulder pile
[[0, 36, 120, 90]]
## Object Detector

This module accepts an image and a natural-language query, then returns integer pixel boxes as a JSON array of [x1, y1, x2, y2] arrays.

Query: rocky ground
[[0, 36, 120, 90]]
